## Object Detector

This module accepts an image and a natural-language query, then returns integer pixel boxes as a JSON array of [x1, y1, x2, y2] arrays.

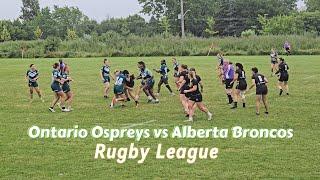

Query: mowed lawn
[[0, 56, 319, 179]]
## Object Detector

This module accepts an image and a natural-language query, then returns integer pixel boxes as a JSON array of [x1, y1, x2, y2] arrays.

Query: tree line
[[0, 0, 320, 42]]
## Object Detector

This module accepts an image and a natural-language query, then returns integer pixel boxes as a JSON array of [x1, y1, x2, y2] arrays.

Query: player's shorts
[[145, 79, 155, 89], [189, 93, 203, 102], [271, 60, 278, 64], [62, 83, 71, 93], [103, 76, 110, 83], [279, 73, 289, 82], [225, 79, 234, 89], [236, 80, 247, 91], [285, 47, 290, 51], [51, 83, 62, 93], [114, 85, 124, 95], [28, 81, 38, 88], [256, 85, 268, 95], [159, 76, 169, 84]]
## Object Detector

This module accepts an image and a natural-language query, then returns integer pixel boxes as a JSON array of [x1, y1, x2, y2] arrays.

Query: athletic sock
[[227, 94, 233, 104], [279, 89, 283, 96], [166, 85, 173, 93]]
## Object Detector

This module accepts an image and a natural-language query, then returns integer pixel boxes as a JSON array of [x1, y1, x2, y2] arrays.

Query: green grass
[[0, 56, 319, 179]]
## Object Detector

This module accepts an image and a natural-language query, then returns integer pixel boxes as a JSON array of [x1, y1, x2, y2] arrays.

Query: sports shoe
[[184, 118, 193, 122], [62, 108, 71, 112], [153, 99, 160, 103], [49, 107, 55, 113]]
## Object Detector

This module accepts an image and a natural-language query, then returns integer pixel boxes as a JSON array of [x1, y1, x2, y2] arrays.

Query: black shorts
[[236, 81, 247, 91], [256, 85, 268, 95], [159, 76, 169, 84], [189, 94, 203, 102], [285, 47, 290, 51], [271, 60, 278, 65], [225, 79, 234, 89], [279, 73, 289, 82], [28, 81, 38, 88]]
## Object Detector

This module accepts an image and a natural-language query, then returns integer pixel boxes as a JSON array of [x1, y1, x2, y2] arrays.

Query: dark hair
[[29, 64, 34, 68], [122, 70, 129, 75], [53, 63, 60, 69], [138, 61, 145, 68], [235, 63, 243, 70], [161, 59, 166, 64], [279, 57, 285, 62], [251, 67, 258, 73], [130, 74, 135, 79], [104, 59, 108, 63], [181, 64, 188, 70], [189, 67, 196, 72]]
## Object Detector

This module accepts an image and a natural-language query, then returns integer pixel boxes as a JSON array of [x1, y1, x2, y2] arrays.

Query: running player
[[270, 48, 278, 76], [189, 68, 203, 92], [136, 61, 159, 103], [284, 41, 291, 56], [222, 60, 235, 104], [100, 59, 113, 99], [172, 58, 180, 90], [184, 70, 213, 122], [154, 59, 174, 96], [248, 67, 269, 115], [231, 63, 247, 109], [177, 64, 190, 116], [110, 70, 127, 108], [122, 70, 139, 107], [49, 63, 69, 112], [61, 64, 73, 111], [25, 64, 44, 102], [275, 58, 290, 96]]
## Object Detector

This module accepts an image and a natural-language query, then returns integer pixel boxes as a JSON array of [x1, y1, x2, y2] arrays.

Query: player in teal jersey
[[61, 64, 74, 111], [25, 64, 44, 102], [49, 63, 70, 112], [110, 70, 127, 108], [153, 59, 174, 96], [100, 59, 114, 98]]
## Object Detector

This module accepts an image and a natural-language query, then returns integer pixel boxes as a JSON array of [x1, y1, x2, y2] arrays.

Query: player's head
[[188, 69, 196, 79], [279, 57, 285, 62], [189, 67, 196, 73], [138, 61, 146, 70], [251, 67, 259, 74], [59, 59, 63, 64], [161, 59, 166, 65], [104, 59, 110, 65], [53, 63, 60, 69], [122, 70, 129, 76], [114, 69, 121, 76], [235, 63, 243, 70], [172, 58, 177, 63], [179, 64, 188, 71], [30, 64, 36, 70]]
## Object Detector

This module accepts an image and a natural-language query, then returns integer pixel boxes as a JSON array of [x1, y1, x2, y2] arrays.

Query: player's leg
[[262, 95, 269, 114], [255, 95, 261, 115], [104, 81, 110, 98]]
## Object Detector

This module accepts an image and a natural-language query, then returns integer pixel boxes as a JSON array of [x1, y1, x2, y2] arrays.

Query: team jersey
[[139, 68, 153, 80], [270, 51, 278, 62], [179, 70, 190, 88], [196, 75, 201, 83], [159, 64, 169, 77], [223, 64, 235, 80], [277, 62, 289, 74], [61, 72, 70, 83], [115, 74, 126, 86], [26, 70, 39, 82], [284, 43, 291, 49], [217, 55, 224, 66], [252, 73, 266, 87], [190, 78, 201, 96], [125, 75, 135, 88], [52, 69, 62, 84], [173, 62, 179, 75], [101, 65, 110, 79], [235, 69, 246, 82]]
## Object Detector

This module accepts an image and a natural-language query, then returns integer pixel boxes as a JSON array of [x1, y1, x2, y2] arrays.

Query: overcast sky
[[0, 0, 306, 22]]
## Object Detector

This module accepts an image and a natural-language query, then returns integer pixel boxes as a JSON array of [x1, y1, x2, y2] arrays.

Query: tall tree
[[20, 0, 40, 21]]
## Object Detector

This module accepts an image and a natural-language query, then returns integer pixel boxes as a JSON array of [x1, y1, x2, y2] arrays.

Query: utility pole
[[180, 0, 185, 38]]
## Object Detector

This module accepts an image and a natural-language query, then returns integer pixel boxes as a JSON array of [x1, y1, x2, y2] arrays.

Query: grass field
[[0, 56, 319, 179]]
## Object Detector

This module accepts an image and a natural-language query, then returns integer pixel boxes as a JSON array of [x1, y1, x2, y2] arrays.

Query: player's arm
[[184, 84, 196, 93], [248, 79, 256, 90], [199, 81, 204, 92]]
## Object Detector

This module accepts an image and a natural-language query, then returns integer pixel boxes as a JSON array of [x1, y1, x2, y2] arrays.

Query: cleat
[[256, 112, 260, 116], [265, 112, 269, 115], [208, 112, 213, 121], [62, 108, 70, 112], [49, 107, 55, 113]]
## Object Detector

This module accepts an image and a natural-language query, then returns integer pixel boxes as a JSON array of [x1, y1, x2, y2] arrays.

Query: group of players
[[25, 46, 290, 120]]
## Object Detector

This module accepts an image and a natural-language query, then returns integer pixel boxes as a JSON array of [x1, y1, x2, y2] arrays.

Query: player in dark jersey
[[136, 61, 159, 103], [270, 48, 279, 76], [231, 63, 247, 109], [275, 58, 290, 96], [248, 67, 269, 115], [177, 64, 190, 116], [172, 58, 180, 90], [184, 70, 213, 122], [110, 70, 127, 108], [154, 59, 174, 96], [216, 53, 225, 84], [61, 64, 73, 111], [49, 63, 69, 112], [25, 64, 44, 102], [122, 70, 139, 107], [100, 59, 114, 99]]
